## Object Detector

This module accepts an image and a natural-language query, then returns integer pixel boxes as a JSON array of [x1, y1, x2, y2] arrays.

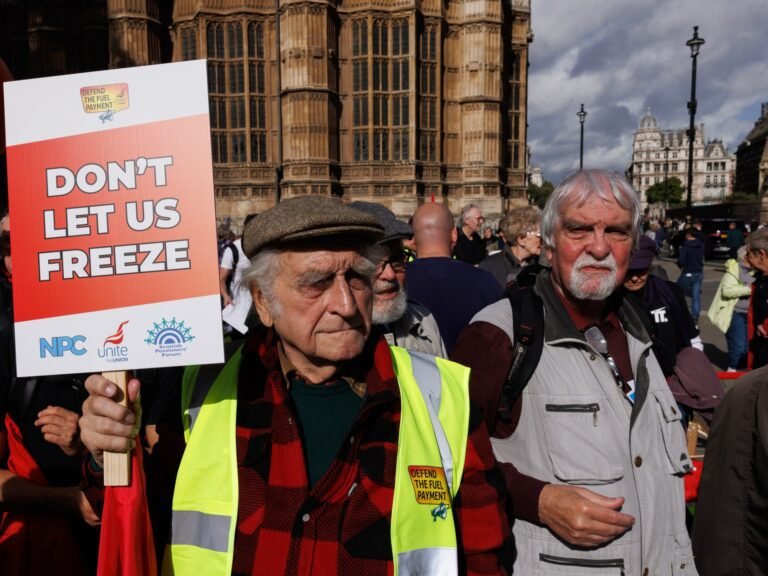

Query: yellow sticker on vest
[[408, 466, 450, 507]]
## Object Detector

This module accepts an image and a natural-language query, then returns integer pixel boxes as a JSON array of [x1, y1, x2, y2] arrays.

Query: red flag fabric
[[97, 439, 158, 576], [684, 458, 704, 503], [0, 415, 91, 576]]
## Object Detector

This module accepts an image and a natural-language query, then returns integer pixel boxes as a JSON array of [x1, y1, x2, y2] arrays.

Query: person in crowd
[[78, 196, 514, 575], [482, 226, 500, 254], [452, 170, 696, 574], [692, 218, 704, 239], [0, 230, 100, 575], [677, 227, 705, 322], [707, 245, 753, 372], [655, 219, 668, 253], [348, 201, 446, 357], [644, 220, 658, 243], [726, 221, 745, 260], [691, 364, 768, 575], [479, 206, 541, 287], [453, 203, 487, 265], [747, 228, 768, 369], [406, 202, 503, 354], [219, 213, 256, 337], [623, 236, 716, 427]]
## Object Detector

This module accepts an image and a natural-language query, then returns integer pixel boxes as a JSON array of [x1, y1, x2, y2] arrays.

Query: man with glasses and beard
[[349, 202, 446, 357], [452, 170, 697, 575]]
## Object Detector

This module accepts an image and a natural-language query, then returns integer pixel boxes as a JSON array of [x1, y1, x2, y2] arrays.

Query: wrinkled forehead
[[277, 239, 379, 275], [559, 192, 631, 224]]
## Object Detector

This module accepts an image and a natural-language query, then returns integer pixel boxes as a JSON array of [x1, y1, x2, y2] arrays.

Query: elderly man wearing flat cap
[[349, 201, 446, 357], [78, 196, 514, 576]]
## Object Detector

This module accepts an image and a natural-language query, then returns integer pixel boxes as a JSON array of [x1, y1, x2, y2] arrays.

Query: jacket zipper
[[540, 553, 625, 575], [545, 402, 600, 426]]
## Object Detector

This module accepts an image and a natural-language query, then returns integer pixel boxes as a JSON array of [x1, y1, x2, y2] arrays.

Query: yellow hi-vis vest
[[162, 345, 470, 576]]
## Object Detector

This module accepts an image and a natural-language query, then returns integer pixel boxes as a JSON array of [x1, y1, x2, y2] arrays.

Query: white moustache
[[374, 280, 400, 294]]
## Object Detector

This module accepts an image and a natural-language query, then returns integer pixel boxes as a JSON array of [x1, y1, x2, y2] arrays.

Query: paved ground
[[653, 254, 730, 371]]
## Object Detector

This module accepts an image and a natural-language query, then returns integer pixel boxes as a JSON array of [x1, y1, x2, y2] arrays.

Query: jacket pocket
[[539, 553, 625, 575], [671, 531, 696, 575], [652, 390, 693, 475], [541, 398, 624, 484]]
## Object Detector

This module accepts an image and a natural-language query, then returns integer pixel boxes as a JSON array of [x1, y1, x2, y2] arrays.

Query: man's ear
[[250, 284, 274, 327], [451, 227, 458, 245]]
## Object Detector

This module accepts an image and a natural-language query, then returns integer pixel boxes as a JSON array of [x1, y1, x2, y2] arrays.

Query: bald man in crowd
[[405, 202, 502, 354]]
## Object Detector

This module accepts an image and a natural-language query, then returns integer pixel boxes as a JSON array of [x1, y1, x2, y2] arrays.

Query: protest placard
[[4, 60, 224, 380], [5, 61, 224, 484]]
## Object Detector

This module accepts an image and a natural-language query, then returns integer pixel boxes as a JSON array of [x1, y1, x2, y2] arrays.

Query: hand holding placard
[[102, 370, 132, 486]]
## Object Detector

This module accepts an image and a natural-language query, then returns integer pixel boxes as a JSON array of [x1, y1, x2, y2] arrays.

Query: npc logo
[[98, 320, 130, 364], [39, 335, 87, 358], [79, 83, 129, 123], [145, 317, 194, 358]]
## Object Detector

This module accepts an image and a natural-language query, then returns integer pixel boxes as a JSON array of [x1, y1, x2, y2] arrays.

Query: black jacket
[[677, 237, 705, 273], [692, 366, 768, 574]]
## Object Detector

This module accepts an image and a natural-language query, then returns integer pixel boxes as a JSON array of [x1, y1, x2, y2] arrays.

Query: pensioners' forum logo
[[145, 317, 194, 358]]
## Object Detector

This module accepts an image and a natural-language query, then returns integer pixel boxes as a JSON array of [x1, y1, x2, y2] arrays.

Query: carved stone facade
[[734, 103, 768, 222], [0, 0, 531, 227], [627, 109, 735, 207]]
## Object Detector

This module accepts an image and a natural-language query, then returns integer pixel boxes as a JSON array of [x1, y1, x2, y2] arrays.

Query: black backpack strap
[[497, 285, 545, 424]]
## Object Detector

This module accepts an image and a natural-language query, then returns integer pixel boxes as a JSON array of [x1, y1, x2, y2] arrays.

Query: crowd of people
[[1, 169, 768, 575]]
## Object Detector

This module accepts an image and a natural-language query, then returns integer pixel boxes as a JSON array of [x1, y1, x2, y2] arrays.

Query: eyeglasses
[[525, 231, 541, 238], [377, 250, 408, 273], [583, 325, 629, 401]]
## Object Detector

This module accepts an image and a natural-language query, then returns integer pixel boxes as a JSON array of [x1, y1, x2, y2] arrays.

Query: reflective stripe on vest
[[389, 346, 471, 576], [162, 347, 242, 576], [164, 344, 469, 576]]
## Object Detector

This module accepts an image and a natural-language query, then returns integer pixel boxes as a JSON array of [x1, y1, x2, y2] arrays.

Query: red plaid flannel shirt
[[88, 327, 514, 575]]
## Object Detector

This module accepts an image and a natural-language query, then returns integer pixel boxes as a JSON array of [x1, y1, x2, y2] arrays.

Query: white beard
[[567, 252, 619, 301], [372, 280, 408, 324]]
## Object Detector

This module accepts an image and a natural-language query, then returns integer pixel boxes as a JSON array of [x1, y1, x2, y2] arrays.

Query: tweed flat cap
[[348, 201, 412, 243], [242, 196, 385, 258]]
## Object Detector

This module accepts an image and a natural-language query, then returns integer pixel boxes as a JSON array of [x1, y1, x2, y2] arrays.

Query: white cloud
[[528, 0, 768, 185]]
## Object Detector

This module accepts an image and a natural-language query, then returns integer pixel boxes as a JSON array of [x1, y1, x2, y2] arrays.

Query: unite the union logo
[[145, 317, 195, 358], [98, 320, 130, 363]]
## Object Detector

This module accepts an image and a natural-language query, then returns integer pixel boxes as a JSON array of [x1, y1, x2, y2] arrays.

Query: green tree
[[645, 176, 684, 206], [528, 180, 555, 208], [724, 190, 759, 204]]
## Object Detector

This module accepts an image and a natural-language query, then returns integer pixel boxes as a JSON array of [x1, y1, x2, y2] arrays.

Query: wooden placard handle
[[102, 370, 132, 486]]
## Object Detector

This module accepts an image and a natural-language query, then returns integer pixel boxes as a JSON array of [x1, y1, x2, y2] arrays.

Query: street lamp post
[[685, 26, 704, 212], [663, 145, 670, 214], [577, 103, 587, 170]]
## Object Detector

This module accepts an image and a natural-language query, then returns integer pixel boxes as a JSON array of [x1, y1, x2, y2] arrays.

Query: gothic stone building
[[0, 0, 532, 229], [628, 109, 735, 208], [735, 103, 768, 222]]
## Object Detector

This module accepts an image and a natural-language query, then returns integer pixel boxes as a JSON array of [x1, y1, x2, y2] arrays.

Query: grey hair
[[459, 203, 481, 226], [499, 206, 541, 241], [737, 244, 748, 261], [242, 247, 284, 317], [541, 169, 642, 249], [748, 228, 768, 255], [241, 241, 385, 319]]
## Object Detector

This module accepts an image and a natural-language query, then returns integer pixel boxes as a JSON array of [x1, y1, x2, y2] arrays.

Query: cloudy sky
[[528, 0, 768, 185]]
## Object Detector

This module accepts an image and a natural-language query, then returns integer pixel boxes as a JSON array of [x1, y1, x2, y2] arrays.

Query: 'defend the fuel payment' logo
[[79, 83, 129, 124], [145, 318, 195, 358], [39, 335, 87, 358], [98, 320, 130, 364]]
